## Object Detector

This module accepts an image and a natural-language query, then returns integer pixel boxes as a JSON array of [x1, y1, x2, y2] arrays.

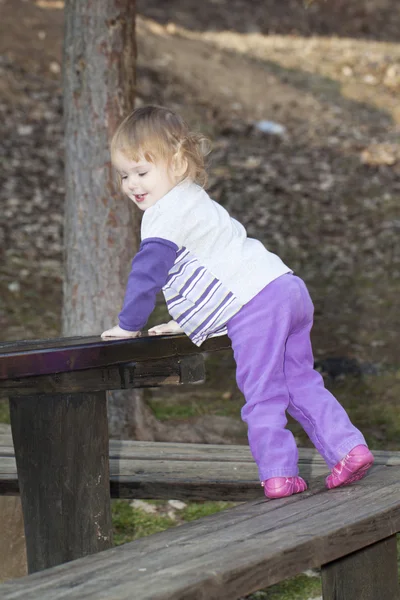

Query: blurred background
[[0, 1, 399, 594], [1, 0, 399, 445]]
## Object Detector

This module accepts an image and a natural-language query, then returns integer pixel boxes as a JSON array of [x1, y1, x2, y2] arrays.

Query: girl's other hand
[[148, 320, 183, 335], [101, 325, 141, 339]]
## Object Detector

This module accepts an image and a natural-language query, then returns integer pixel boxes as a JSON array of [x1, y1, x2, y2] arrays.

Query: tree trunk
[[63, 0, 145, 437]]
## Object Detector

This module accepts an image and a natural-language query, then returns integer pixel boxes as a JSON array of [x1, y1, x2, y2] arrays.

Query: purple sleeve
[[118, 238, 178, 331]]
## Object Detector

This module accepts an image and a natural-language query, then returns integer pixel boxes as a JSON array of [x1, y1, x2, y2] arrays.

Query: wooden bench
[[1, 431, 400, 500], [1, 334, 399, 599], [0, 465, 399, 600], [0, 334, 233, 572]]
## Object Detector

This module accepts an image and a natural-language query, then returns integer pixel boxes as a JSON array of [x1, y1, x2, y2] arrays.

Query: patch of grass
[[180, 500, 235, 522], [0, 400, 10, 424], [146, 397, 207, 421], [147, 391, 244, 422], [111, 499, 236, 546], [246, 574, 321, 600], [111, 500, 176, 546]]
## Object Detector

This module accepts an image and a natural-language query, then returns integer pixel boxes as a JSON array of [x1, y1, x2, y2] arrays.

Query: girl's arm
[[101, 239, 177, 339]]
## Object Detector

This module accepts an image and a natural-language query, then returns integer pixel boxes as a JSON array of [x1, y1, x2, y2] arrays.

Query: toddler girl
[[102, 105, 374, 499]]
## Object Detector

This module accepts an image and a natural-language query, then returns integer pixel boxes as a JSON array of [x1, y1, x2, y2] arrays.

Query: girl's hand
[[101, 325, 141, 339], [148, 320, 183, 335]]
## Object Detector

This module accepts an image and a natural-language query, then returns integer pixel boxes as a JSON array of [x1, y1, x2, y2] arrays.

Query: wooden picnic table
[[1, 465, 400, 600], [1, 333, 400, 600], [0, 333, 228, 573]]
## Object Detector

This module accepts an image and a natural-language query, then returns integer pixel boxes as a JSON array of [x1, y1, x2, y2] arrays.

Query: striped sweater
[[119, 180, 291, 346]]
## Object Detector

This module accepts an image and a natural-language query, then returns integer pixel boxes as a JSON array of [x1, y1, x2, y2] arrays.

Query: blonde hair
[[111, 105, 211, 187]]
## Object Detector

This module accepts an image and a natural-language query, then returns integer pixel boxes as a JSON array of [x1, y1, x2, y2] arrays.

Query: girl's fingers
[[148, 321, 183, 335], [101, 326, 140, 338]]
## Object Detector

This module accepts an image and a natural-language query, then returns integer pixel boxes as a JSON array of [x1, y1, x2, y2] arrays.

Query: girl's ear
[[172, 151, 188, 179]]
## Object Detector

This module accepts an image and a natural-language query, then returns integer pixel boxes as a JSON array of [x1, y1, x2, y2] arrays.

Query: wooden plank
[[4, 433, 400, 466], [1, 436, 400, 500], [0, 355, 205, 397], [9, 392, 113, 573], [1, 433, 400, 468], [0, 333, 230, 381], [106, 447, 400, 501], [0, 466, 399, 599], [108, 442, 400, 468], [321, 535, 400, 600]]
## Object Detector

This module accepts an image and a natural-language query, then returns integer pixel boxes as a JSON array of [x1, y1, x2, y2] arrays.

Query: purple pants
[[227, 274, 366, 481]]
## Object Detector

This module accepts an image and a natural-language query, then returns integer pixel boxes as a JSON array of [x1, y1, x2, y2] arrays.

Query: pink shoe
[[326, 445, 374, 490], [262, 476, 307, 499]]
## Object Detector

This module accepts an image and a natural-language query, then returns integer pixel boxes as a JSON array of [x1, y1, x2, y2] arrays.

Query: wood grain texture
[[321, 535, 400, 600], [9, 393, 113, 573], [1, 436, 399, 500], [0, 466, 399, 599], [0, 355, 205, 397], [0, 334, 230, 381]]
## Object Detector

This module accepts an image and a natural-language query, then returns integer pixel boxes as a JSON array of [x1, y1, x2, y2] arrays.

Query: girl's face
[[113, 151, 179, 211]]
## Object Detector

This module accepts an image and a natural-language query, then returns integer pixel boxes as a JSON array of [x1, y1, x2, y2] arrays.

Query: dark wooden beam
[[0, 334, 230, 381], [9, 392, 113, 574], [0, 355, 205, 397], [321, 535, 400, 600]]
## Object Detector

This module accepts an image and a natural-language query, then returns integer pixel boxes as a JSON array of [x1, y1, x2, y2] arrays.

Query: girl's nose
[[126, 177, 136, 191]]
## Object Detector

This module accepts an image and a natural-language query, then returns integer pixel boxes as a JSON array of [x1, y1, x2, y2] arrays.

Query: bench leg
[[321, 534, 400, 600], [9, 392, 113, 574]]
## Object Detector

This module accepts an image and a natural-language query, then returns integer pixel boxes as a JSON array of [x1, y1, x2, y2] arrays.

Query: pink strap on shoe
[[262, 476, 307, 499], [326, 445, 374, 490]]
